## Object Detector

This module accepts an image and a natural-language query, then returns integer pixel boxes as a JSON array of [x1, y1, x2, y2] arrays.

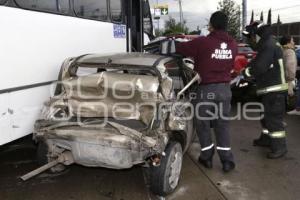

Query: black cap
[[210, 11, 228, 31]]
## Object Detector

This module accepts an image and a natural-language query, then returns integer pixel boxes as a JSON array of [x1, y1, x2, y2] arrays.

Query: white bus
[[0, 0, 153, 145]]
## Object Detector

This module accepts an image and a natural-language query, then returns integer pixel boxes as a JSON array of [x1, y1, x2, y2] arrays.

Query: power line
[[272, 4, 300, 11], [246, 4, 300, 16]]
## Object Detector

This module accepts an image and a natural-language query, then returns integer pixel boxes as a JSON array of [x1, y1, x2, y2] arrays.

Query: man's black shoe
[[222, 161, 235, 173], [198, 157, 213, 169], [253, 134, 271, 147], [267, 150, 287, 159]]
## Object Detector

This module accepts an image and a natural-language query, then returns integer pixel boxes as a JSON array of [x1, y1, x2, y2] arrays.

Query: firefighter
[[176, 11, 237, 172], [242, 21, 288, 159]]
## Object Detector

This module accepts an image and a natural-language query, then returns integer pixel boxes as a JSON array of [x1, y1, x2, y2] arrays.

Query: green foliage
[[155, 29, 164, 37], [163, 17, 189, 36], [189, 26, 201, 35], [218, 0, 241, 39], [189, 30, 201, 35]]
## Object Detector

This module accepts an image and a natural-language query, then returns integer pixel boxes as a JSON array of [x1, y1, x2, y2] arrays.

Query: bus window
[[74, 0, 108, 21], [15, 0, 70, 14], [110, 0, 122, 23], [0, 0, 7, 5], [57, 0, 70, 14]]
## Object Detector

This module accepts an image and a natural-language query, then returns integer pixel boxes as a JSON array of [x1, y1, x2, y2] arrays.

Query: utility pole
[[179, 0, 183, 26], [242, 0, 247, 28], [175, 0, 184, 28], [157, 0, 160, 31], [153, 0, 160, 32]]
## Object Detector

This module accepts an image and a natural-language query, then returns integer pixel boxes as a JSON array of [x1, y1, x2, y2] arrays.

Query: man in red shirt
[[176, 11, 237, 172]]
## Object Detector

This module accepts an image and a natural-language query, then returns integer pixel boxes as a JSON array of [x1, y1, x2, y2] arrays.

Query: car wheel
[[149, 141, 183, 196], [36, 141, 48, 166], [36, 141, 66, 173]]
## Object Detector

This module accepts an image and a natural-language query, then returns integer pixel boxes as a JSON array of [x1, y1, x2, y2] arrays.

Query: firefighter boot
[[253, 133, 271, 147], [222, 161, 235, 173], [267, 138, 288, 159], [198, 148, 215, 169]]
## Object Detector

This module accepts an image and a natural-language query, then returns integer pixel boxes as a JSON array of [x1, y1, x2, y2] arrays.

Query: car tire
[[149, 141, 183, 196], [36, 141, 66, 173], [36, 141, 48, 166]]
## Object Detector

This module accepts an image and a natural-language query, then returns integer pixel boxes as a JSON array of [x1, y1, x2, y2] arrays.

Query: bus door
[[126, 0, 153, 52]]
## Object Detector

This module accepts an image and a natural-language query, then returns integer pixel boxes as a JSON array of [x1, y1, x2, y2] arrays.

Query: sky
[[149, 0, 300, 31]]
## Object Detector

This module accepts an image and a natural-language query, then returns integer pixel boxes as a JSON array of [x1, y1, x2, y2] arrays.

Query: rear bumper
[[34, 120, 165, 169], [46, 138, 150, 169]]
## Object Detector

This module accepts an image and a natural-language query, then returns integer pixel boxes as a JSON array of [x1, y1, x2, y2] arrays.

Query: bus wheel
[[149, 141, 183, 196]]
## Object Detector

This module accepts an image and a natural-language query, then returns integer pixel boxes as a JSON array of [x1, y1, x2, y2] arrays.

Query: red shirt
[[176, 31, 237, 84]]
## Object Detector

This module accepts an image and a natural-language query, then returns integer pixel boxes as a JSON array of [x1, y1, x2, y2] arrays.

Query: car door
[[165, 59, 197, 152], [177, 59, 198, 152]]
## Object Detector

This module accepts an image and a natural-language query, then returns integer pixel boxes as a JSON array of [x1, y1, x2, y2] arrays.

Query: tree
[[155, 29, 164, 37], [190, 26, 201, 35], [260, 11, 264, 23], [189, 30, 201, 35], [163, 17, 189, 36], [277, 14, 282, 25], [267, 9, 272, 25], [218, 0, 241, 39], [250, 10, 254, 24]]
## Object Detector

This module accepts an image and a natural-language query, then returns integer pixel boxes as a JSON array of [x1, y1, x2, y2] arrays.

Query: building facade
[[272, 22, 300, 45]]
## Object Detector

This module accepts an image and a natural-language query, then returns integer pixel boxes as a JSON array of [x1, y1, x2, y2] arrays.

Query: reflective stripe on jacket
[[246, 36, 287, 95]]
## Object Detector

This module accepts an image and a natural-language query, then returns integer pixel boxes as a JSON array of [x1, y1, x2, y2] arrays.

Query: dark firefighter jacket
[[244, 27, 288, 95]]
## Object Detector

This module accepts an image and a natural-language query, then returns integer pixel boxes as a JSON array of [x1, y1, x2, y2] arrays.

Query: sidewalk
[[187, 114, 300, 200]]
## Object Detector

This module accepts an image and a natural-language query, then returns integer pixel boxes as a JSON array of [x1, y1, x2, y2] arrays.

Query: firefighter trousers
[[260, 92, 287, 152], [193, 83, 234, 163]]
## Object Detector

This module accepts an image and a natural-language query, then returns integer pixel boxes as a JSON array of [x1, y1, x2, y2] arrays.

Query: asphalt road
[[0, 137, 224, 200], [0, 113, 299, 200]]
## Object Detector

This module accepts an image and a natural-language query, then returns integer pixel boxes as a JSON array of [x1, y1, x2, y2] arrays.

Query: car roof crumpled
[[76, 52, 168, 67]]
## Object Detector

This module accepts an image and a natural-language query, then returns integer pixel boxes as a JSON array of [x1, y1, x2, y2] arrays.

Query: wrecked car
[[22, 53, 200, 196]]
